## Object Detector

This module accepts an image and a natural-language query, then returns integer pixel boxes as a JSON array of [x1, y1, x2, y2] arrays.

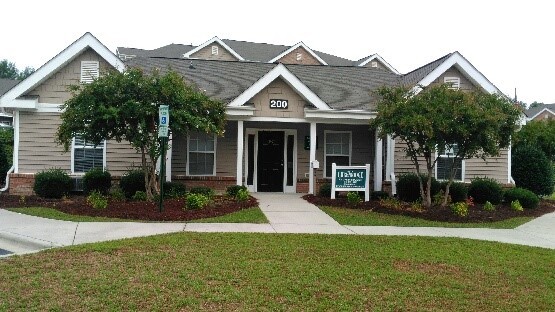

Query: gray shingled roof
[[402, 53, 452, 87], [0, 78, 19, 96], [525, 103, 555, 118], [117, 44, 194, 58], [221, 39, 289, 63], [126, 57, 400, 110]]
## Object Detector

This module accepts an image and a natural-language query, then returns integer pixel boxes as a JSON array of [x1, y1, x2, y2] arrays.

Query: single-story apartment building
[[0, 33, 513, 195]]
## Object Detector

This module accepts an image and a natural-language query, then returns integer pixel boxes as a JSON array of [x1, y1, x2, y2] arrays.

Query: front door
[[257, 131, 284, 192]]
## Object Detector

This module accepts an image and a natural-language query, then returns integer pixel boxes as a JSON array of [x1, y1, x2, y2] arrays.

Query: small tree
[[57, 68, 226, 198], [371, 84, 521, 207], [513, 119, 555, 162]]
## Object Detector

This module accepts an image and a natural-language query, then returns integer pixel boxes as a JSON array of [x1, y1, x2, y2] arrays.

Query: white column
[[309, 122, 317, 194], [13, 110, 19, 173], [385, 134, 395, 181], [236, 120, 244, 186], [374, 130, 383, 191], [166, 133, 172, 182]]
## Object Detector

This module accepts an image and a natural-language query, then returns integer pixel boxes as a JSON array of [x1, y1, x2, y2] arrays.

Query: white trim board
[[228, 63, 330, 110], [358, 54, 400, 74], [411, 52, 502, 95], [269, 42, 328, 65], [183, 36, 245, 61], [0, 32, 125, 108]]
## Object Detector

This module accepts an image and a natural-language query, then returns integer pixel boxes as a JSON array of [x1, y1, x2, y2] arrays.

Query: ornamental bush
[[83, 168, 112, 195], [226, 185, 247, 197], [442, 182, 468, 203], [119, 169, 146, 199], [503, 187, 539, 209], [132, 191, 148, 201], [235, 188, 250, 202], [371, 191, 390, 200], [186, 193, 210, 210], [319, 183, 332, 197], [189, 186, 215, 199], [163, 182, 187, 198], [397, 173, 440, 203], [512, 145, 554, 196], [347, 191, 361, 206], [450, 202, 469, 217], [467, 177, 503, 204], [33, 168, 72, 199], [87, 190, 108, 209]]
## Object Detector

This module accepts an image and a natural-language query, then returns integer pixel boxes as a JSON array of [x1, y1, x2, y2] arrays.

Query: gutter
[[0, 165, 15, 193]]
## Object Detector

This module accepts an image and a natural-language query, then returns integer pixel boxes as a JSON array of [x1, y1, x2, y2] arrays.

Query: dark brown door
[[257, 131, 284, 192]]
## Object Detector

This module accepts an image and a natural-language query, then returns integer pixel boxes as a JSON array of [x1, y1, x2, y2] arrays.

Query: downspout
[[0, 165, 15, 193]]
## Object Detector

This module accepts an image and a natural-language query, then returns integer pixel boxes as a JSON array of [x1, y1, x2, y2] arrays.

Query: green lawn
[[1, 233, 554, 310], [193, 207, 268, 223], [321, 206, 534, 228]]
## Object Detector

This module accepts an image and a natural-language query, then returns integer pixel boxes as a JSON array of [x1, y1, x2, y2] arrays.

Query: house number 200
[[269, 99, 288, 109]]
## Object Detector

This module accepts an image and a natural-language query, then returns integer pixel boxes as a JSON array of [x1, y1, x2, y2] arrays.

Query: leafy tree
[[529, 101, 544, 109], [371, 84, 521, 207], [513, 119, 555, 162], [0, 128, 13, 185], [56, 67, 226, 198], [0, 59, 35, 80]]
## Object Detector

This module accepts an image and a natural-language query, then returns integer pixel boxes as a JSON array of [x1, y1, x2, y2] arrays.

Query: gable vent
[[296, 52, 302, 61], [212, 45, 219, 55], [371, 61, 378, 68], [444, 77, 460, 90], [80, 61, 99, 83]]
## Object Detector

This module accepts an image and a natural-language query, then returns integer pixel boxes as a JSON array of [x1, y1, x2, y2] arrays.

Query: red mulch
[[303, 194, 555, 223], [0, 194, 258, 222]]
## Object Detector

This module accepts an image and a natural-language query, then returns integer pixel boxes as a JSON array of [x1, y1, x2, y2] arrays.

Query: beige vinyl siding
[[278, 47, 321, 65], [190, 42, 238, 61], [249, 78, 307, 119], [464, 149, 509, 184], [431, 66, 477, 91], [18, 111, 69, 173], [105, 141, 142, 176], [393, 139, 428, 175], [26, 48, 112, 104]]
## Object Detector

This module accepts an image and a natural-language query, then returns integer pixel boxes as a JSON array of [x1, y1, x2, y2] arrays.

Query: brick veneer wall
[[8, 173, 36, 196], [172, 176, 236, 193]]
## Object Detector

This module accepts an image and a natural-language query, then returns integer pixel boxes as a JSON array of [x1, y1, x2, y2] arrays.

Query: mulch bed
[[0, 194, 258, 222], [303, 194, 555, 223]]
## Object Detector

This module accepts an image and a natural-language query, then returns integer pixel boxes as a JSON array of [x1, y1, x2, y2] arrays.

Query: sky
[[2, 0, 554, 104]]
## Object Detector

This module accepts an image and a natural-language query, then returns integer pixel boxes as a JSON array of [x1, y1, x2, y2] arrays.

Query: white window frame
[[435, 145, 465, 182], [186, 133, 217, 176], [324, 130, 352, 178], [71, 136, 107, 174], [80, 61, 99, 83], [211, 45, 219, 55], [444, 76, 460, 90]]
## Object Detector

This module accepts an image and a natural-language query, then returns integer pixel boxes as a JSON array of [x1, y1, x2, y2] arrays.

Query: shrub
[[235, 188, 249, 202], [379, 197, 403, 210], [186, 193, 210, 210], [83, 168, 112, 195], [120, 169, 146, 199], [511, 200, 524, 212], [226, 185, 247, 197], [33, 168, 72, 199], [163, 182, 187, 198], [319, 183, 332, 197], [109, 187, 126, 201], [512, 145, 554, 196], [468, 177, 503, 204], [371, 191, 390, 200], [87, 190, 108, 209], [504, 187, 539, 209], [189, 186, 215, 199], [347, 191, 361, 206], [450, 202, 469, 217], [132, 191, 148, 201], [397, 173, 440, 202], [442, 182, 467, 203], [483, 201, 495, 211]]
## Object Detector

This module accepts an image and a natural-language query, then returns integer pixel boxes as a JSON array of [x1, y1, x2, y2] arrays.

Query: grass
[[320, 206, 534, 228], [193, 207, 268, 223], [0, 233, 554, 310], [6, 207, 268, 224]]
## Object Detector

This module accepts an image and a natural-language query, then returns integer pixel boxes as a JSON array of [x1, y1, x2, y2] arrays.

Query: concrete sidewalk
[[2, 193, 555, 257]]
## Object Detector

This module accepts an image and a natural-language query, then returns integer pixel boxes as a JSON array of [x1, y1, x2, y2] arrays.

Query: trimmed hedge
[[163, 182, 186, 198], [189, 186, 215, 199], [504, 187, 539, 209], [512, 145, 554, 196], [468, 177, 503, 204], [319, 183, 332, 197], [397, 173, 440, 202], [442, 182, 468, 203], [226, 185, 247, 197], [33, 168, 72, 199], [83, 168, 112, 195], [120, 169, 146, 199]]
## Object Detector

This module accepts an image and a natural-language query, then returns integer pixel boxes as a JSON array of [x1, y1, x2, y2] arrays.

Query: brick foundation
[[172, 175, 236, 193], [8, 173, 36, 196]]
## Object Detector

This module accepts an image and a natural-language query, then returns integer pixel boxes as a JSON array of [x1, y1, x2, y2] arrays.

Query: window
[[187, 132, 216, 176], [72, 136, 105, 173], [211, 45, 219, 55], [80, 61, 99, 83], [325, 131, 351, 178], [444, 76, 460, 90], [296, 52, 302, 61], [436, 144, 463, 181]]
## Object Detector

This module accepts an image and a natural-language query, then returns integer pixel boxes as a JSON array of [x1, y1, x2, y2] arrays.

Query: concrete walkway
[[2, 193, 555, 257]]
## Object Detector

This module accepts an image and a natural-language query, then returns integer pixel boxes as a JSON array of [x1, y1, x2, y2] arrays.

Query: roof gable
[[0, 32, 124, 107], [528, 107, 555, 120], [358, 54, 399, 74], [269, 42, 328, 65], [183, 36, 244, 61], [228, 63, 330, 110]]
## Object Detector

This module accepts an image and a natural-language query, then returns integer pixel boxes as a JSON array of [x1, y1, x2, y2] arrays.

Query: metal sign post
[[158, 105, 169, 212]]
